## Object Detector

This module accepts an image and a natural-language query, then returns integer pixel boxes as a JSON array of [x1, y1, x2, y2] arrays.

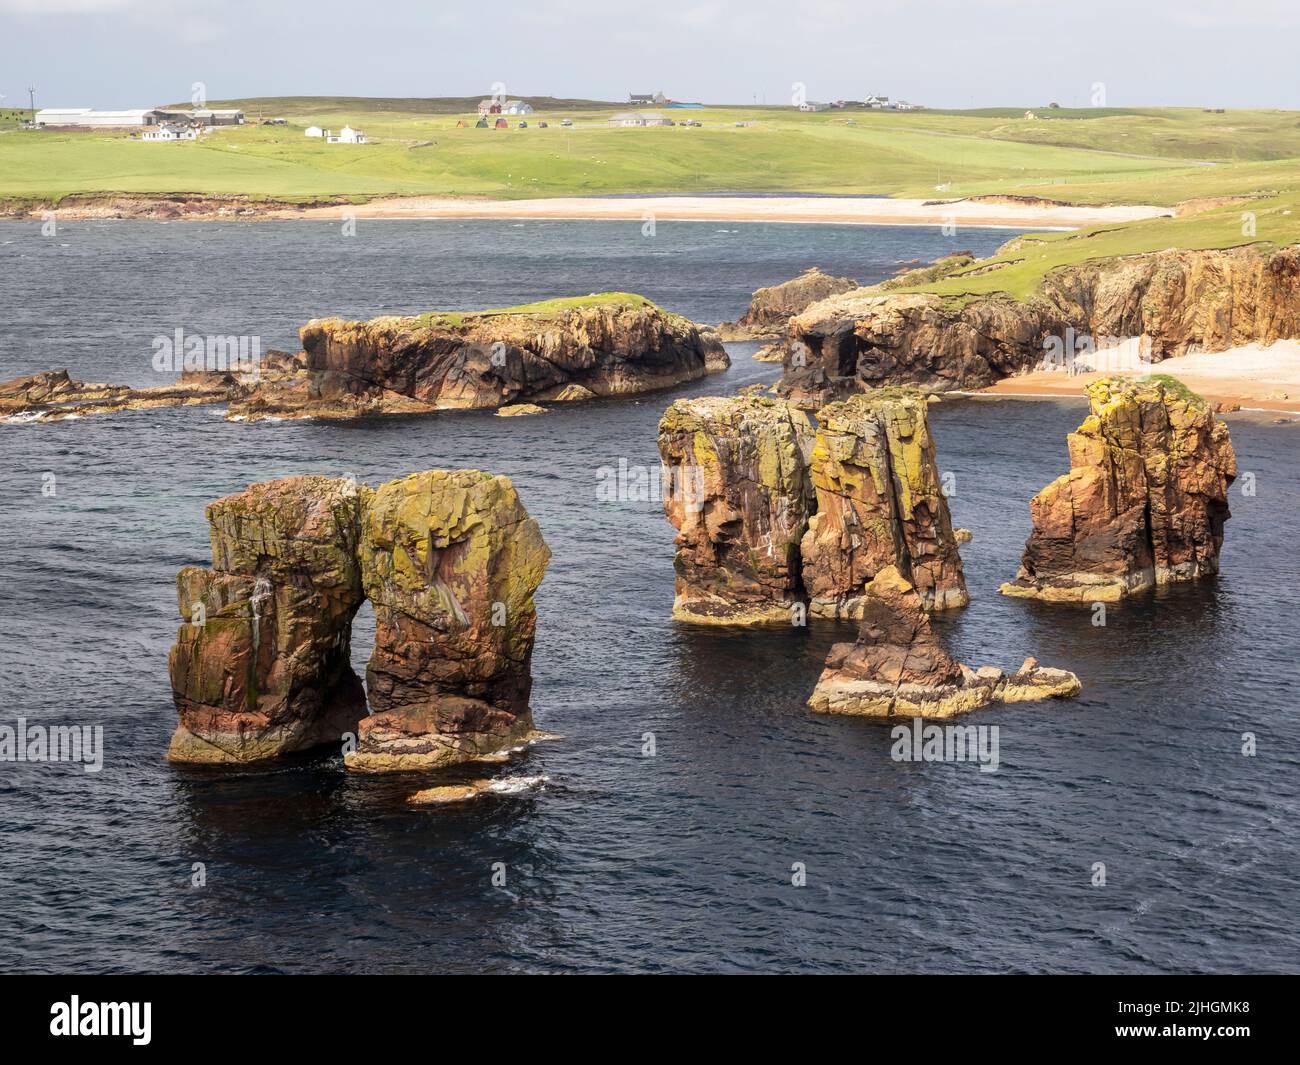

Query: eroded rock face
[[1001, 376, 1236, 603], [657, 396, 816, 624], [347, 471, 550, 772], [168, 476, 367, 763], [167, 470, 549, 768], [231, 294, 728, 420], [808, 567, 1080, 717], [719, 267, 858, 340], [801, 390, 968, 616], [780, 244, 1300, 404]]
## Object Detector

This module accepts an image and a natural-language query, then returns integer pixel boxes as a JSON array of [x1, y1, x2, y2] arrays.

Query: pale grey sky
[[1, 0, 1297, 111]]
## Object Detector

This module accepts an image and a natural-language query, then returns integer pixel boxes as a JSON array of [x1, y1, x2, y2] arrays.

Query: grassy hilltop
[[4, 97, 1300, 205]]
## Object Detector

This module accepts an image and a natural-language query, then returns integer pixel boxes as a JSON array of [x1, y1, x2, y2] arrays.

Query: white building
[[609, 112, 646, 127], [327, 125, 367, 144], [304, 125, 327, 137], [798, 101, 829, 112], [141, 123, 198, 141], [503, 100, 534, 115], [34, 108, 159, 128]]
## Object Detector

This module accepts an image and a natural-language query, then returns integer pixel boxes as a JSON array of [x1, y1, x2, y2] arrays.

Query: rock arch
[[167, 470, 549, 769]]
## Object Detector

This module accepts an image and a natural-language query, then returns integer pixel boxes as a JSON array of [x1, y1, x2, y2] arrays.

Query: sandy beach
[[975, 341, 1300, 415], [284, 195, 1172, 229]]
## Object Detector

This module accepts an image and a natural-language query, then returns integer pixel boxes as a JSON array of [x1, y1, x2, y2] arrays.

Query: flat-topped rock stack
[[657, 389, 967, 625]]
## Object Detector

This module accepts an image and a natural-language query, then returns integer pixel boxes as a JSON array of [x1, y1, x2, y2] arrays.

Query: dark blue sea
[[0, 219, 1296, 973]]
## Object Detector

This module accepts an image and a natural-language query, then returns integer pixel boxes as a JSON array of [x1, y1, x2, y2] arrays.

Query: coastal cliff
[[1001, 376, 1236, 603], [718, 267, 858, 340], [779, 244, 1300, 404], [167, 470, 549, 767]]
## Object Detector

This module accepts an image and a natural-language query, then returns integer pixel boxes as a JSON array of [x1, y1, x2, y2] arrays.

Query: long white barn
[[34, 108, 160, 127]]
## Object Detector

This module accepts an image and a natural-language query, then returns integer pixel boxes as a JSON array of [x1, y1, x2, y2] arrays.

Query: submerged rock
[[719, 267, 859, 340], [808, 567, 1080, 717], [231, 293, 728, 420], [779, 244, 1300, 404], [657, 396, 816, 624], [801, 389, 968, 616], [496, 403, 546, 417], [1001, 376, 1237, 603], [167, 470, 549, 768], [0, 367, 245, 422]]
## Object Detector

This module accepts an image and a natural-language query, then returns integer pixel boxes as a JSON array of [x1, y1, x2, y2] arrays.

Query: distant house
[[609, 112, 646, 127], [327, 125, 367, 144], [799, 102, 829, 112], [503, 100, 533, 115], [304, 125, 326, 137], [895, 100, 917, 111], [141, 123, 198, 141], [35, 108, 159, 128], [478, 99, 503, 115], [629, 94, 654, 105], [153, 108, 244, 126], [864, 95, 889, 109]]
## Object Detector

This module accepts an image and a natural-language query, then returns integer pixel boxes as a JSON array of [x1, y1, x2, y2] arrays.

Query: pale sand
[[976, 341, 1300, 414], [283, 195, 1172, 229]]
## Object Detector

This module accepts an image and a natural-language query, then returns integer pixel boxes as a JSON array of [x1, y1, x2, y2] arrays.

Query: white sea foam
[[487, 774, 548, 795]]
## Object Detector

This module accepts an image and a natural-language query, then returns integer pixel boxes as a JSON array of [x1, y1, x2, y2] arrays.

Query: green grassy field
[[5, 97, 1300, 205], [3, 96, 1299, 302]]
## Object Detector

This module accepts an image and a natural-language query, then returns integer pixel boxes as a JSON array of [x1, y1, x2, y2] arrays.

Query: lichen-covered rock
[[780, 244, 1300, 404], [719, 267, 858, 340], [167, 476, 367, 763], [657, 396, 816, 624], [167, 470, 549, 768], [801, 389, 968, 617], [808, 567, 1080, 717], [229, 293, 728, 420], [346, 470, 550, 772], [1001, 376, 1237, 603]]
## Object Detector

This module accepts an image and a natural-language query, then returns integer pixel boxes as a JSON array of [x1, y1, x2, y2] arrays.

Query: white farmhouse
[[141, 123, 198, 141], [503, 100, 534, 115], [304, 125, 327, 137], [327, 125, 367, 144]]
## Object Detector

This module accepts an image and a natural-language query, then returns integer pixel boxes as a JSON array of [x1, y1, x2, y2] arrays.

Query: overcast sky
[[2, 0, 1297, 111]]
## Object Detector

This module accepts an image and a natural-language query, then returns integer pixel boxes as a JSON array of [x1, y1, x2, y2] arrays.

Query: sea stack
[[808, 566, 1080, 717], [657, 396, 816, 624], [801, 389, 968, 616], [167, 470, 549, 767], [1001, 376, 1237, 603]]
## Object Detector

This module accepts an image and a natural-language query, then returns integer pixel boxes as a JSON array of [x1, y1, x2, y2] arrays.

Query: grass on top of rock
[[394, 292, 658, 331], [879, 184, 1300, 303]]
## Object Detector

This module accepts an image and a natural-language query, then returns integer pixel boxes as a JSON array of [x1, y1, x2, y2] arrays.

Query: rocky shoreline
[[0, 293, 728, 424], [775, 244, 1300, 407]]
